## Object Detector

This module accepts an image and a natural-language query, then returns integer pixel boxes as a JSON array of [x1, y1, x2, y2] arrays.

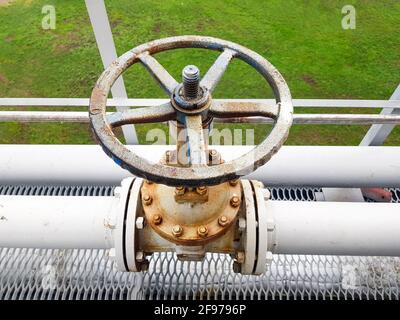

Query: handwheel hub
[[171, 64, 211, 117]]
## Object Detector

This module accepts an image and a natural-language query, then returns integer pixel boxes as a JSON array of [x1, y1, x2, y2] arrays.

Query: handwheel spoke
[[138, 52, 179, 95], [107, 102, 176, 127], [184, 115, 208, 166], [200, 49, 236, 93], [210, 101, 280, 120]]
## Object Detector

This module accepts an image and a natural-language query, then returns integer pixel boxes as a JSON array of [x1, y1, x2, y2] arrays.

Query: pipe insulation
[[268, 200, 400, 256], [0, 145, 399, 187], [0, 196, 118, 249]]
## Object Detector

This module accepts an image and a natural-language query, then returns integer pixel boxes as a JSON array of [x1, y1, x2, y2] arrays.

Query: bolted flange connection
[[182, 65, 200, 99]]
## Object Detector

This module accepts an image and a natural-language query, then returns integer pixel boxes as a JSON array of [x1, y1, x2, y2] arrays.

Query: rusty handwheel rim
[[89, 35, 293, 187]]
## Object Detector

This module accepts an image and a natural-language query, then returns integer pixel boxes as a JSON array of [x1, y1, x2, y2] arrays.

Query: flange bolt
[[175, 186, 186, 196], [172, 225, 183, 237], [142, 194, 153, 206], [196, 186, 207, 195], [197, 225, 208, 238], [230, 195, 241, 207], [218, 215, 229, 227], [153, 214, 163, 225]]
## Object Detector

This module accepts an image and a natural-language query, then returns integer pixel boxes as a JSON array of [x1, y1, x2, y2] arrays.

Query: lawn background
[[0, 0, 399, 145]]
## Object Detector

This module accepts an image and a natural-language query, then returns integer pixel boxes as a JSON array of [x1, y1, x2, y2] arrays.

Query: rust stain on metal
[[141, 180, 241, 246], [89, 87, 107, 115]]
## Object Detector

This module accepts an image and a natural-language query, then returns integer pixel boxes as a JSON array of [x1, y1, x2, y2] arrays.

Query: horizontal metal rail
[[1, 111, 400, 125], [220, 114, 400, 125], [0, 98, 399, 108]]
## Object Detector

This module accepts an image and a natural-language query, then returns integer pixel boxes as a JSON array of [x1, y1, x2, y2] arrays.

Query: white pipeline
[[0, 195, 118, 249], [268, 201, 400, 256], [0, 145, 399, 187]]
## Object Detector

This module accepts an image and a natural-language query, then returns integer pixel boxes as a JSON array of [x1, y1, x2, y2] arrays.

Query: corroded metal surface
[[141, 180, 241, 246], [89, 35, 293, 187], [210, 101, 279, 119], [106, 102, 176, 127]]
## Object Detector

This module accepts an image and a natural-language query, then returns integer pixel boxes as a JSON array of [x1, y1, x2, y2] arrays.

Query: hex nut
[[142, 194, 153, 206], [238, 218, 246, 231], [229, 179, 239, 186], [235, 251, 245, 264], [136, 251, 145, 262], [172, 225, 183, 237], [175, 186, 186, 196], [230, 195, 241, 207], [153, 214, 163, 225], [218, 215, 229, 227], [197, 226, 208, 238], [135, 217, 145, 230], [196, 186, 207, 195]]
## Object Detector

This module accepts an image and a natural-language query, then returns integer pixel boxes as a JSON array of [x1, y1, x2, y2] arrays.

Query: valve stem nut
[[218, 215, 229, 227], [197, 225, 208, 238], [230, 195, 241, 207], [142, 194, 152, 206], [153, 214, 163, 225], [172, 225, 183, 237]]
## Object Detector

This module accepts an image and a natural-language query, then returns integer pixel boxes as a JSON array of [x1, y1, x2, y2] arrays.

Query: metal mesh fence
[[0, 185, 399, 300]]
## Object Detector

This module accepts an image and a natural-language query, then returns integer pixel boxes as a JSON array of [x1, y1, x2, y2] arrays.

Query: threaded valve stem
[[182, 65, 200, 99]]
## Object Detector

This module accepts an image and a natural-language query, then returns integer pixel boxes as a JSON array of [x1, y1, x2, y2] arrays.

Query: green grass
[[0, 0, 399, 145]]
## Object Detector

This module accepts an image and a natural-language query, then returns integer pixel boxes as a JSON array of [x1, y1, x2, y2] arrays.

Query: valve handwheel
[[89, 36, 293, 187]]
